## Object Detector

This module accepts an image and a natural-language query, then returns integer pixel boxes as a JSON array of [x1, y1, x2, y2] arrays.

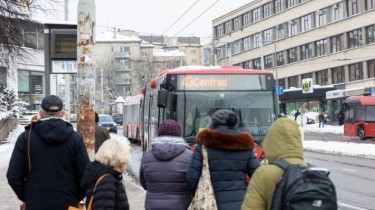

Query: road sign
[[275, 86, 283, 95]]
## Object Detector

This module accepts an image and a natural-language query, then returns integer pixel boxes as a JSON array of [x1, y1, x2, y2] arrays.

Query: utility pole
[[64, 0, 71, 122], [77, 0, 96, 158]]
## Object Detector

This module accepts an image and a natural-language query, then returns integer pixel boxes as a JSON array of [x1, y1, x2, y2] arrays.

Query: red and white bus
[[343, 95, 375, 140], [123, 94, 143, 144], [125, 66, 278, 162]]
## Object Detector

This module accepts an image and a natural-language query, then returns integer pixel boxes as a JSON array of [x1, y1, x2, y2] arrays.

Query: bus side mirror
[[158, 89, 168, 108]]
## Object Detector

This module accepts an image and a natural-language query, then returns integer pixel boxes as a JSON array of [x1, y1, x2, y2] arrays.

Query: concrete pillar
[[77, 0, 96, 158]]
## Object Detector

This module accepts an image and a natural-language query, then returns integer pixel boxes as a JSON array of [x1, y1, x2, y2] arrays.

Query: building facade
[[213, 0, 375, 122]]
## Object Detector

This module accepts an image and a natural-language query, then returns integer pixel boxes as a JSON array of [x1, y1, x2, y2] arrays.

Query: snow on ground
[[1, 123, 375, 167]]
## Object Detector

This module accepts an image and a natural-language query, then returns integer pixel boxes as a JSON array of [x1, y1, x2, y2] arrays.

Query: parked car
[[70, 114, 77, 123], [112, 114, 123, 125], [99, 114, 117, 133]]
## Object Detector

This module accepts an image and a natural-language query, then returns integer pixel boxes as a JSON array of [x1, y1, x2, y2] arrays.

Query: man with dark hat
[[140, 119, 193, 210], [6, 95, 90, 210], [95, 112, 110, 153], [187, 109, 260, 210]]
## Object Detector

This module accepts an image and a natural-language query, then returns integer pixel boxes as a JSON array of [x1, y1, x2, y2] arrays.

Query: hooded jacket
[[187, 126, 260, 210], [81, 161, 129, 210], [6, 118, 90, 210], [241, 118, 306, 210], [140, 136, 193, 210]]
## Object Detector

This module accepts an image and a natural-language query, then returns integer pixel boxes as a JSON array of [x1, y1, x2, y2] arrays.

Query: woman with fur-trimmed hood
[[140, 119, 193, 210], [187, 109, 260, 210]]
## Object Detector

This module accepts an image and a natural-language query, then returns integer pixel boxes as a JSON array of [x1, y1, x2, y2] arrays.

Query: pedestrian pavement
[[0, 161, 145, 210]]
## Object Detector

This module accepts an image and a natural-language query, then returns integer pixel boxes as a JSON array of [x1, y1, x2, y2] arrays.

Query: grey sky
[[61, 0, 252, 39]]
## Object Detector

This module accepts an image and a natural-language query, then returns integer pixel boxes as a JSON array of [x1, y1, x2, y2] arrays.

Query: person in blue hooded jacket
[[187, 109, 260, 210], [6, 95, 90, 210]]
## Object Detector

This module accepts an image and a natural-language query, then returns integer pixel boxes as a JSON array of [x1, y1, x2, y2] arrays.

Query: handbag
[[68, 174, 109, 210], [187, 145, 218, 210]]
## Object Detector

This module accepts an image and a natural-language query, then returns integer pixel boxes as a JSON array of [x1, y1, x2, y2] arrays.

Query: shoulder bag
[[187, 145, 218, 210], [68, 174, 109, 210]]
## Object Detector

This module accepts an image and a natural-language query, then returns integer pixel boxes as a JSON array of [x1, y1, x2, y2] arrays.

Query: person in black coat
[[6, 95, 90, 210], [81, 138, 130, 210], [187, 109, 260, 210]]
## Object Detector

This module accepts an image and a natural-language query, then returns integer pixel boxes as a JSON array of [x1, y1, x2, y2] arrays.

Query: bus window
[[366, 106, 375, 121]]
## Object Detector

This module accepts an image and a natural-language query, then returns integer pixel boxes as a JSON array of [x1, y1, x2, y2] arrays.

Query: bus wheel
[[358, 127, 366, 140]]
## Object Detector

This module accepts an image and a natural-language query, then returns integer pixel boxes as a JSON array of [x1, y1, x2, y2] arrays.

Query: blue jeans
[[319, 121, 324, 128]]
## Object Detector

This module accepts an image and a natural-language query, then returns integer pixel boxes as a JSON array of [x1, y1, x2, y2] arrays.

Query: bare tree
[[0, 0, 60, 66], [130, 54, 161, 95]]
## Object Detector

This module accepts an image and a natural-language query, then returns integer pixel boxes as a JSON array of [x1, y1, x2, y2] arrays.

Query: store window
[[18, 70, 45, 111]]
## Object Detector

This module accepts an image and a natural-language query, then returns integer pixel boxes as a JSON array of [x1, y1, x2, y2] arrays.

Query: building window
[[348, 29, 362, 48], [349, 62, 363, 81], [332, 66, 345, 84], [263, 28, 273, 43], [330, 3, 344, 22], [252, 58, 262, 69], [276, 24, 285, 40], [224, 21, 232, 34], [287, 20, 298, 37], [120, 46, 130, 54], [242, 60, 251, 69], [141, 50, 148, 57], [286, 0, 298, 8], [216, 25, 224, 38], [315, 9, 327, 27], [242, 12, 251, 27], [264, 54, 273, 69], [330, 34, 344, 53], [300, 14, 312, 33], [287, 47, 298, 64], [288, 75, 299, 88], [367, 0, 375, 10], [243, 37, 251, 51], [233, 40, 241, 54], [233, 16, 242, 31], [274, 0, 283, 13], [278, 78, 285, 88], [253, 7, 262, 23], [368, 60, 375, 78], [316, 70, 329, 85], [18, 70, 45, 111], [191, 49, 196, 54], [276, 51, 285, 66], [0, 67, 6, 87], [120, 59, 130, 69], [366, 25, 375, 44], [331, 66, 345, 84], [191, 59, 197, 64], [347, 0, 365, 16], [315, 39, 327, 57], [300, 43, 313, 60], [252, 33, 261, 48], [263, 3, 272, 18]]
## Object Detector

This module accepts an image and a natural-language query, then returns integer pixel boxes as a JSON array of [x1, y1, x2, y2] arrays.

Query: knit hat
[[158, 119, 181, 137], [210, 109, 238, 129], [41, 95, 63, 112]]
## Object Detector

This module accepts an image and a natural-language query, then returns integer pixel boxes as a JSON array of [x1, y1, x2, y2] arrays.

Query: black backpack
[[271, 159, 337, 210]]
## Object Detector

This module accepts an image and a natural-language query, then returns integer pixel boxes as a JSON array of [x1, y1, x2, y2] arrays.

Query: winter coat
[[95, 124, 111, 152], [6, 118, 90, 210], [241, 118, 306, 210], [140, 136, 193, 210], [81, 161, 129, 210], [186, 126, 260, 210]]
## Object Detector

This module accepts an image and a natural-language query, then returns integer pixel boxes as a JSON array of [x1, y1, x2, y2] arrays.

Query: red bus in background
[[343, 95, 375, 140], [127, 66, 278, 164]]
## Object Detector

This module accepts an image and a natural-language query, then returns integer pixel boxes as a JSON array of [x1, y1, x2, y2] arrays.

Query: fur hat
[[210, 109, 238, 129], [158, 119, 181, 137]]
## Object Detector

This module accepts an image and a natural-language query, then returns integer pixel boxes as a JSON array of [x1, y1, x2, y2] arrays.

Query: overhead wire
[[173, 0, 221, 37], [162, 0, 201, 35]]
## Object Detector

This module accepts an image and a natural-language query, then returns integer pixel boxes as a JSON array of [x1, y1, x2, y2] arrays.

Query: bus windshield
[[165, 90, 276, 145]]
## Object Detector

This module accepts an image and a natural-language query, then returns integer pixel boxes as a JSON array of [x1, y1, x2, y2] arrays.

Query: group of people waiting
[[6, 94, 309, 210]]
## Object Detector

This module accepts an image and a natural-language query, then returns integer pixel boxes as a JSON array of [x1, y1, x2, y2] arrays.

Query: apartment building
[[213, 0, 375, 121]]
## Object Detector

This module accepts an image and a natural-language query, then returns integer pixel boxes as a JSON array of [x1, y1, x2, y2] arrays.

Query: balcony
[[115, 78, 131, 85], [114, 51, 130, 58], [115, 65, 130, 71]]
